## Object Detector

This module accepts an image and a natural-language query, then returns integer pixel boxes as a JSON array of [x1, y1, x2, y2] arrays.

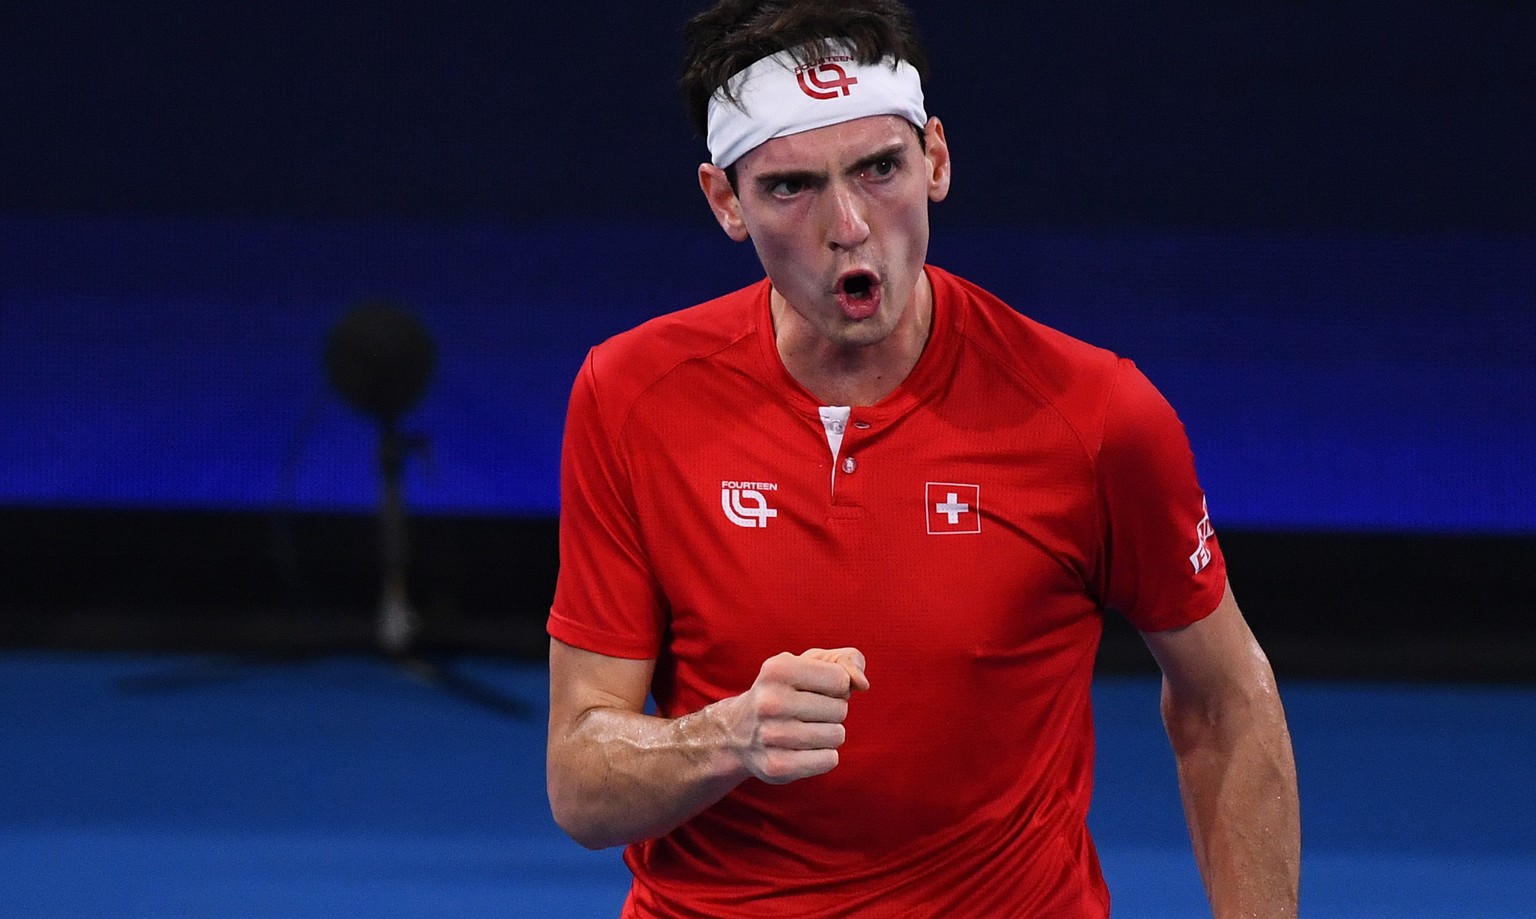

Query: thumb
[[805, 647, 870, 691]]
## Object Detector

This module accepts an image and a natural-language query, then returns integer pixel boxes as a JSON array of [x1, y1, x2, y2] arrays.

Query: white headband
[[706, 42, 927, 168]]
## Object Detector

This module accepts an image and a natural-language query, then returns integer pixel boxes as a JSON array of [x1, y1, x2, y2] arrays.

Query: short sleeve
[[1098, 359, 1227, 632], [546, 349, 667, 659]]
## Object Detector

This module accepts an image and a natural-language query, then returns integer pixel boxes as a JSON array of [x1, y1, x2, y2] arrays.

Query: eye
[[769, 178, 807, 197], [867, 158, 898, 179]]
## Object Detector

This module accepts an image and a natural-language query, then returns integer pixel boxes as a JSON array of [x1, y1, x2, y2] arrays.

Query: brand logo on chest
[[721, 480, 779, 528]]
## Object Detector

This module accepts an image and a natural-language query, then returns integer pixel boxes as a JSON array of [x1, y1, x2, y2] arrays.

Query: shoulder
[[933, 266, 1119, 388], [930, 265, 1124, 441], [580, 279, 767, 416]]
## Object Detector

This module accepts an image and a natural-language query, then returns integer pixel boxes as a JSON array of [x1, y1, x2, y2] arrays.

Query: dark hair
[[679, 0, 930, 140]]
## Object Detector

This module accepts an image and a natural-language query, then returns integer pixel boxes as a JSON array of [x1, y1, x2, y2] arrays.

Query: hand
[[722, 647, 869, 785]]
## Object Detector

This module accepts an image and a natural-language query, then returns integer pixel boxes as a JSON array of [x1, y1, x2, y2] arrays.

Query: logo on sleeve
[[1189, 498, 1215, 573], [926, 482, 981, 535], [722, 480, 779, 528]]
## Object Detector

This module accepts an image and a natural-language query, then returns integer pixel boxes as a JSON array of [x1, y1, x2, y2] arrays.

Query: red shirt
[[549, 265, 1226, 917]]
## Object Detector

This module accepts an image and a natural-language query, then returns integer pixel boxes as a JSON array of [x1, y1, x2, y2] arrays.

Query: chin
[[832, 316, 899, 349]]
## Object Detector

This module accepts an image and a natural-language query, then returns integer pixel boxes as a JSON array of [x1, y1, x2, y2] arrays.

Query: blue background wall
[[3, 0, 1533, 533]]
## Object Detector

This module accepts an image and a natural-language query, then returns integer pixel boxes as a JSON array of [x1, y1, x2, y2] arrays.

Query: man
[[546, 1, 1300, 915]]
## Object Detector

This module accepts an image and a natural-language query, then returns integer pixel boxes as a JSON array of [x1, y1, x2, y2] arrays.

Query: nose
[[824, 185, 870, 251]]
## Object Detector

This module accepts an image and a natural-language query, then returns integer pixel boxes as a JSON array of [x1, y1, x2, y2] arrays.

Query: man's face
[[701, 114, 951, 352]]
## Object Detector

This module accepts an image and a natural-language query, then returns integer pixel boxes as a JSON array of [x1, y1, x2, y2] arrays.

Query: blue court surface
[[3, 651, 1532, 917]]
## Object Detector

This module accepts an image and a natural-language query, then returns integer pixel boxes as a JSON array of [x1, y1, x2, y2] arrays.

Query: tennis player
[[546, 1, 1300, 915]]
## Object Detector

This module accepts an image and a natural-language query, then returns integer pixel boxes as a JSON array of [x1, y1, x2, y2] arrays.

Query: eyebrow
[[753, 166, 823, 191]]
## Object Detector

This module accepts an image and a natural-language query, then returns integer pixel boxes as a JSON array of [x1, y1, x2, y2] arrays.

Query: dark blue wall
[[2, 1, 1533, 533], [4, 1, 1532, 232]]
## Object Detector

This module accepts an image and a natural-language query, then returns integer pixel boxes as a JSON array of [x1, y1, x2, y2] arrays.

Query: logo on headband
[[796, 55, 859, 100]]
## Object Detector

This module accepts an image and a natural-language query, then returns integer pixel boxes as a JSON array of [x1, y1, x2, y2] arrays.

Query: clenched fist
[[721, 647, 870, 784]]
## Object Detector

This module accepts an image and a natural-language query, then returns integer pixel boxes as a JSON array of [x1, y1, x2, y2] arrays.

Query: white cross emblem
[[935, 492, 970, 525], [926, 482, 981, 535]]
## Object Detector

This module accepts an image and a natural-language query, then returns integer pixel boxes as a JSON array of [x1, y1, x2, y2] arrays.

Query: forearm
[[547, 697, 748, 850], [1163, 676, 1301, 918]]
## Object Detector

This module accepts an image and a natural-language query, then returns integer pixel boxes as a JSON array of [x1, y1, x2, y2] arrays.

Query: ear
[[922, 117, 952, 204], [699, 163, 750, 242]]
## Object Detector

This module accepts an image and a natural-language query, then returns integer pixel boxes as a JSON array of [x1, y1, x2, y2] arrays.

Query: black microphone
[[324, 300, 436, 423]]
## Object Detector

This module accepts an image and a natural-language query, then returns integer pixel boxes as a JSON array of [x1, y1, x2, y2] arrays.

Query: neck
[[771, 273, 933, 407]]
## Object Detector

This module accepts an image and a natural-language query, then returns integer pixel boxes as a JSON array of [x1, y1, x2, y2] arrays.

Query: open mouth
[[840, 271, 876, 300], [835, 270, 881, 320]]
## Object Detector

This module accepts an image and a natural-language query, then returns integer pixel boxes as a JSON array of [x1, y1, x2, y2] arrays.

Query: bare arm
[[1141, 580, 1301, 917], [546, 638, 868, 850]]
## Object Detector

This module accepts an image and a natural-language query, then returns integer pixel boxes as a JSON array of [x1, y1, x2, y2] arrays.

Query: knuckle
[[760, 751, 796, 783], [758, 723, 790, 748], [760, 653, 796, 682], [755, 691, 786, 720], [758, 749, 838, 783]]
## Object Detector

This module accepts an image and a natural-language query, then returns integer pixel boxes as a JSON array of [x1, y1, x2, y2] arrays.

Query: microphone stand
[[376, 420, 419, 655], [369, 420, 529, 717], [118, 419, 529, 720]]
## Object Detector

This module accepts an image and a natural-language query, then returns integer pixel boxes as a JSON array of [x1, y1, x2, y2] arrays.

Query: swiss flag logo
[[926, 482, 981, 535]]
